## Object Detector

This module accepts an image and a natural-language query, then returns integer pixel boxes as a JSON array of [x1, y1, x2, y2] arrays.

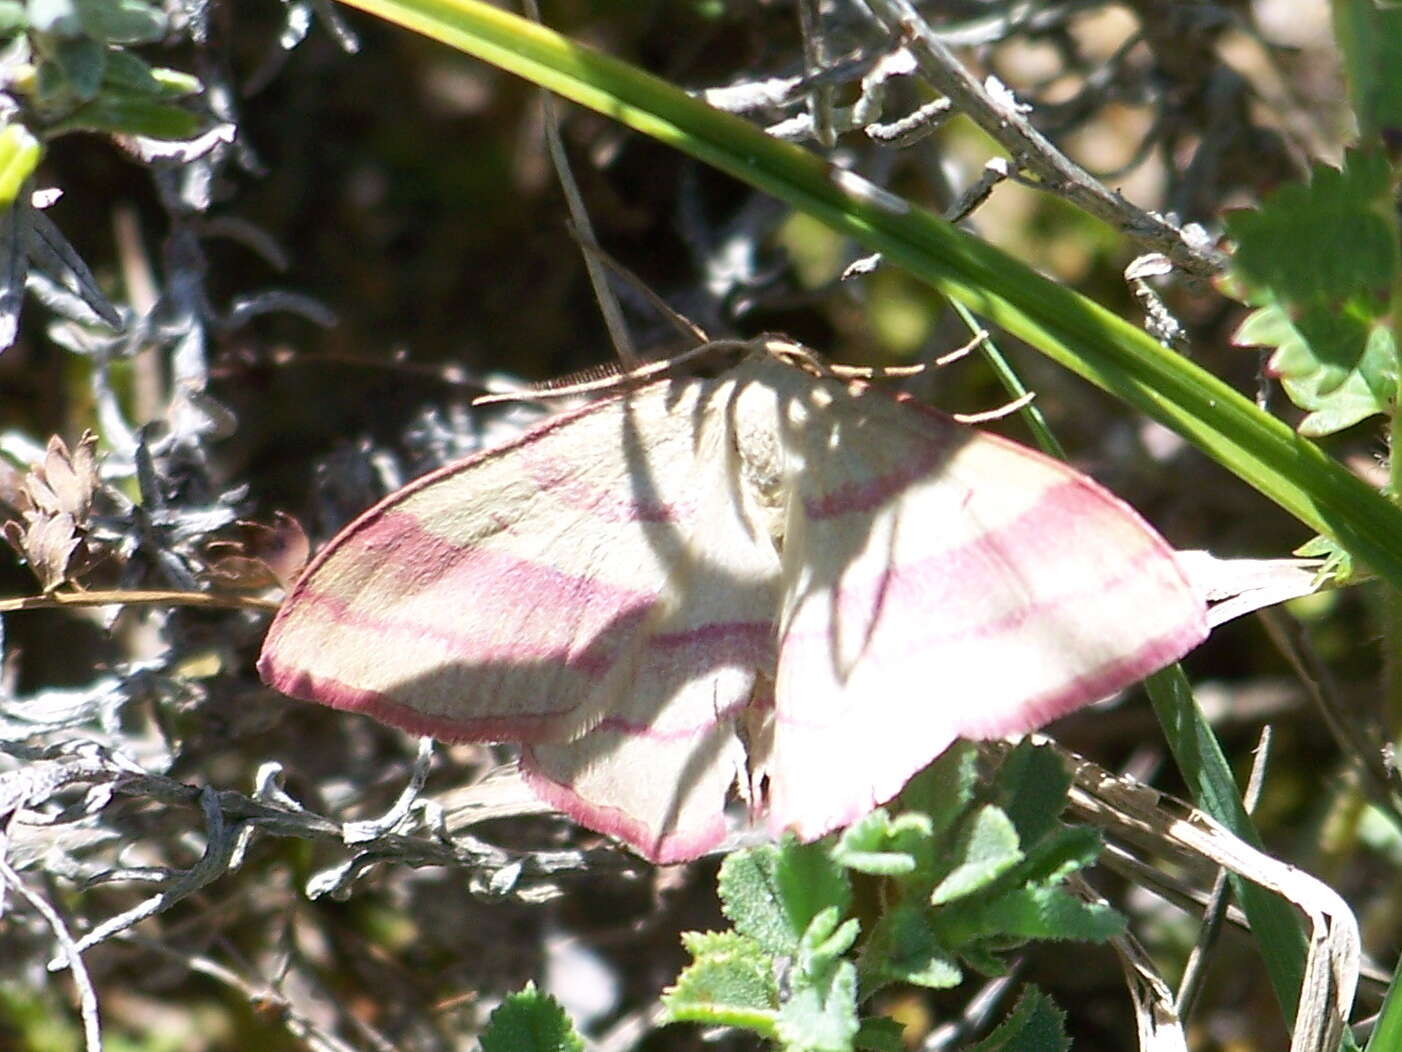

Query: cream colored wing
[[260, 373, 782, 862], [761, 368, 1207, 840]]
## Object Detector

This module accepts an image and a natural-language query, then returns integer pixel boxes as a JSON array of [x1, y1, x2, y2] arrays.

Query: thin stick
[[0, 589, 280, 614], [0, 855, 103, 1051], [1175, 726, 1272, 1018], [572, 234, 709, 345], [520, 0, 636, 366], [860, 0, 1225, 277], [797, 0, 835, 147]]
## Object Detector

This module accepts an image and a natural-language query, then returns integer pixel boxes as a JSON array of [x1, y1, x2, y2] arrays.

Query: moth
[[259, 337, 1207, 863]]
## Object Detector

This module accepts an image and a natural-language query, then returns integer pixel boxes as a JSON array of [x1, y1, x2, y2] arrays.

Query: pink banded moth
[[258, 337, 1208, 863]]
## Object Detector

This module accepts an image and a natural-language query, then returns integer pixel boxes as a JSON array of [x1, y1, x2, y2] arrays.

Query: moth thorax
[[727, 408, 787, 548]]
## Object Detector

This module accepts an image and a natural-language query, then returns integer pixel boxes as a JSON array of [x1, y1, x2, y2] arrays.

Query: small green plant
[[660, 741, 1119, 1050], [2, 0, 204, 140], [479, 982, 585, 1052]]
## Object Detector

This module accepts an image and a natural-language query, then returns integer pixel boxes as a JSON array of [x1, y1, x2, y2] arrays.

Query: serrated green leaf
[[858, 902, 963, 993], [720, 841, 850, 959], [679, 928, 767, 961], [898, 741, 978, 839], [775, 958, 859, 1052], [958, 943, 1009, 978], [854, 1016, 907, 1052], [662, 932, 779, 1030], [74, 0, 165, 43], [779, 838, 852, 937], [830, 808, 929, 876], [718, 846, 793, 955], [1270, 305, 1396, 436], [0, 124, 40, 208], [930, 806, 1023, 906], [943, 885, 1125, 945], [1296, 533, 1359, 584], [1228, 149, 1398, 308], [967, 986, 1070, 1052], [993, 741, 1072, 848], [1225, 149, 1400, 435], [1011, 825, 1104, 888], [1333, 0, 1402, 138], [48, 92, 201, 139], [479, 982, 585, 1052]]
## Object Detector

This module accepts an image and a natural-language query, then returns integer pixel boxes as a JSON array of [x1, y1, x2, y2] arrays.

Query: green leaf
[[780, 839, 853, 940], [74, 0, 166, 43], [47, 92, 201, 139], [26, 0, 80, 36], [1295, 533, 1358, 583], [1229, 148, 1397, 307], [930, 806, 1023, 906], [858, 902, 963, 993], [897, 741, 978, 839], [1236, 298, 1397, 436], [49, 34, 104, 99], [100, 50, 198, 98], [718, 846, 792, 955], [941, 885, 1125, 945], [718, 840, 851, 958], [967, 986, 1070, 1052], [854, 1017, 907, 1052], [479, 982, 584, 1052], [800, 910, 860, 967], [775, 958, 859, 1052], [661, 931, 779, 1032], [148, 66, 200, 97], [1226, 148, 1401, 434], [830, 808, 930, 876], [1012, 825, 1105, 888], [992, 741, 1072, 848], [958, 944, 1010, 978], [1333, 0, 1402, 138], [0, 124, 40, 208]]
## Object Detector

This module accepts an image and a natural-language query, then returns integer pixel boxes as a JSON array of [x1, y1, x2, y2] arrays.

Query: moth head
[[749, 335, 829, 376]]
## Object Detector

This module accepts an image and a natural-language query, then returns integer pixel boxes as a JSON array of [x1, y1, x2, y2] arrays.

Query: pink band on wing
[[516, 444, 685, 523], [257, 659, 576, 742], [521, 749, 728, 864]]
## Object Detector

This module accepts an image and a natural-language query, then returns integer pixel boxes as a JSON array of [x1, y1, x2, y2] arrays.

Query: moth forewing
[[260, 340, 1208, 862]]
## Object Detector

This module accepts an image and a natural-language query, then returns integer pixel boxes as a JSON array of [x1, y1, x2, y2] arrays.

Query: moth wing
[[259, 376, 782, 862], [765, 383, 1207, 840]]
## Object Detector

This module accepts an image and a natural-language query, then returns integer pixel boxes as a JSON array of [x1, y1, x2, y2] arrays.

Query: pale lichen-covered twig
[[859, 0, 1227, 278]]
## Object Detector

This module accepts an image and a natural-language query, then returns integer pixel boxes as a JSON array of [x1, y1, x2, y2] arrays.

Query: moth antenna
[[756, 335, 925, 382], [934, 329, 990, 367], [520, 0, 636, 367], [472, 340, 750, 406], [826, 363, 927, 380], [951, 390, 1037, 424], [473, 360, 640, 406]]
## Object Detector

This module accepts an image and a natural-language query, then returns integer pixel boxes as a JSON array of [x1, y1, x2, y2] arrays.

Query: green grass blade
[[1146, 667, 1308, 1029], [337, 0, 1402, 589], [1366, 960, 1402, 1051]]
